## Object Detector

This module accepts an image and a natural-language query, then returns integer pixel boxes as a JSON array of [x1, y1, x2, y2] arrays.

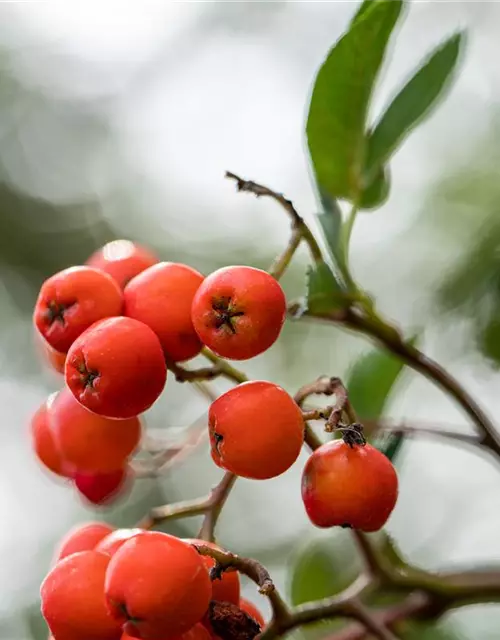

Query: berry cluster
[[42, 522, 264, 640], [33, 237, 399, 639]]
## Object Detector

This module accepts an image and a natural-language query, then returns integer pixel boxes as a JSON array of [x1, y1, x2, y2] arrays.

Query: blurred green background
[[2, 2, 500, 639]]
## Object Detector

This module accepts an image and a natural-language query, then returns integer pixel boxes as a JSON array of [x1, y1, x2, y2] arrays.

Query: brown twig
[[225, 170, 323, 267]]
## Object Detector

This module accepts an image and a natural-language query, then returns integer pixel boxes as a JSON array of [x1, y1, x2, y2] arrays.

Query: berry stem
[[201, 348, 249, 384]]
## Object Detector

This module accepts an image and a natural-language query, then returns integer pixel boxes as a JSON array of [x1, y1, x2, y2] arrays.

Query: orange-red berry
[[87, 240, 158, 290], [75, 468, 129, 506], [33, 266, 123, 354], [41, 550, 122, 640], [239, 599, 265, 628], [30, 395, 73, 478], [122, 623, 211, 640], [51, 388, 141, 473], [191, 266, 286, 360], [301, 441, 399, 532], [96, 528, 144, 557], [183, 539, 240, 605], [56, 522, 115, 561], [208, 381, 304, 480], [124, 262, 204, 362], [105, 531, 211, 640], [65, 317, 167, 419]]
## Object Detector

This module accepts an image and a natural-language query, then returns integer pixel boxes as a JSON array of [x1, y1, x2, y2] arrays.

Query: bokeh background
[[2, 2, 500, 639]]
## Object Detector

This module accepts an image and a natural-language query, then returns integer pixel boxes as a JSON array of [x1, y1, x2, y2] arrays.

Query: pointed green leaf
[[306, 262, 345, 315], [359, 164, 391, 210], [366, 32, 464, 178], [306, 0, 404, 203], [316, 189, 343, 265]]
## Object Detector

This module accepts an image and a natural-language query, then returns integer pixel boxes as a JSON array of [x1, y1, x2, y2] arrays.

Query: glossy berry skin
[[105, 531, 211, 640], [96, 528, 144, 557], [56, 523, 115, 561], [30, 395, 73, 478], [124, 262, 204, 362], [183, 539, 240, 605], [87, 240, 158, 290], [191, 266, 286, 360], [65, 317, 167, 419], [122, 624, 211, 640], [208, 381, 304, 480], [33, 266, 123, 354], [75, 468, 129, 506], [41, 550, 122, 640], [301, 441, 399, 532], [239, 599, 265, 628], [51, 388, 141, 473]]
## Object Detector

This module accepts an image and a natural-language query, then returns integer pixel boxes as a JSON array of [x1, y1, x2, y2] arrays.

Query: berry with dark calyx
[[33, 266, 123, 354], [301, 437, 399, 532], [183, 539, 240, 605], [105, 531, 211, 640], [51, 387, 141, 473], [75, 468, 129, 506], [30, 394, 74, 479], [41, 550, 122, 640], [208, 381, 304, 480], [56, 522, 115, 561], [124, 262, 204, 362], [87, 240, 158, 290], [191, 266, 286, 360], [65, 316, 167, 419]]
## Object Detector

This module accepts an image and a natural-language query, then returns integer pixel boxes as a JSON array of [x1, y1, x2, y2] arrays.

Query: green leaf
[[365, 32, 464, 178], [347, 342, 412, 421], [288, 534, 361, 606], [359, 165, 391, 210], [351, 0, 375, 25], [316, 189, 343, 265], [306, 0, 404, 203], [306, 262, 345, 315]]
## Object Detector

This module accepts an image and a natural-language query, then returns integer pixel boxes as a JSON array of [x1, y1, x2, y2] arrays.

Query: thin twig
[[198, 471, 237, 542], [344, 599, 401, 640], [201, 347, 249, 384], [226, 170, 323, 266], [269, 227, 302, 280]]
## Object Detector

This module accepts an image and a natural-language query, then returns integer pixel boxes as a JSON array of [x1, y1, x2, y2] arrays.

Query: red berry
[[96, 528, 144, 556], [208, 381, 304, 480], [105, 531, 211, 640], [65, 317, 167, 419], [191, 266, 286, 360], [30, 395, 73, 478], [33, 266, 123, 354], [56, 523, 115, 561], [183, 539, 240, 605], [239, 598, 265, 628], [87, 240, 158, 290], [124, 262, 204, 362], [122, 623, 211, 640], [301, 441, 399, 532], [51, 388, 141, 473], [41, 550, 122, 640], [75, 468, 129, 506]]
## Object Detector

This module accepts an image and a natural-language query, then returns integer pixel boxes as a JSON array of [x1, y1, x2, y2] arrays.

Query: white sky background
[[1, 2, 500, 638]]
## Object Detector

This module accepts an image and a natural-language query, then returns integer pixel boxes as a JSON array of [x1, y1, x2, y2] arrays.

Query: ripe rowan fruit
[[122, 623, 211, 640], [208, 381, 304, 480], [30, 395, 73, 478], [56, 522, 115, 561], [75, 468, 129, 506], [65, 316, 167, 419], [87, 240, 158, 290], [41, 550, 122, 640], [33, 266, 123, 354], [301, 440, 399, 532], [51, 387, 141, 473], [96, 528, 144, 556], [239, 599, 265, 628], [105, 531, 211, 640], [124, 262, 204, 362], [183, 539, 240, 605], [191, 266, 286, 360]]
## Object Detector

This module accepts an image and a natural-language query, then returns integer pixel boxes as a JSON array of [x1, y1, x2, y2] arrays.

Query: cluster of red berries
[[42, 522, 265, 640], [31, 239, 289, 503]]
